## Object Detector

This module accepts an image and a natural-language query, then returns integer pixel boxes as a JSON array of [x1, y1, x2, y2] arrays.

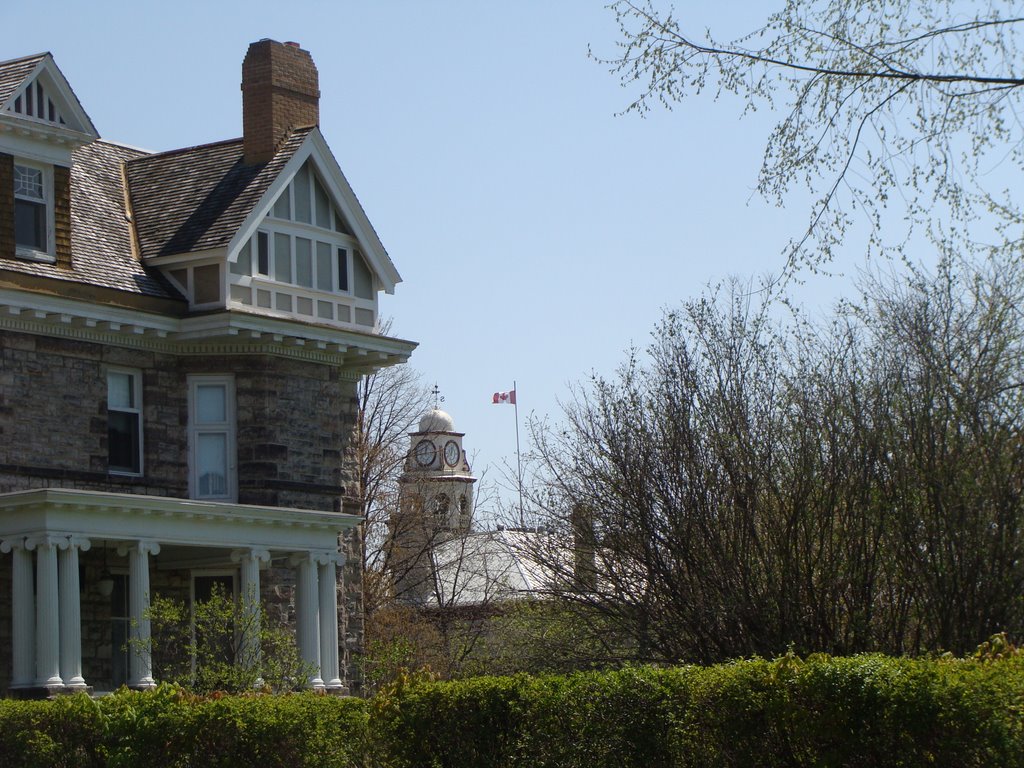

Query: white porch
[[0, 488, 358, 694]]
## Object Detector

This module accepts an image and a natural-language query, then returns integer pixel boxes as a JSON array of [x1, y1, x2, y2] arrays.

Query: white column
[[232, 548, 270, 670], [58, 537, 90, 689], [29, 536, 65, 688], [290, 552, 324, 689], [119, 541, 160, 689], [318, 554, 343, 689], [1, 539, 35, 687]]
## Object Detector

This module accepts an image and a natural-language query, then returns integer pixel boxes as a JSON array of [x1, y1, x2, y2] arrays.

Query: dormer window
[[227, 159, 379, 328], [13, 161, 51, 258]]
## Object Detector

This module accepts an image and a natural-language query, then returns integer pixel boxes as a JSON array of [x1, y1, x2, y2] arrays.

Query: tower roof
[[419, 408, 455, 433]]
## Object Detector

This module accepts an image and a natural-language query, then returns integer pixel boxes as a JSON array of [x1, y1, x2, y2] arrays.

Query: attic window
[[14, 163, 49, 254], [268, 160, 355, 234], [12, 79, 66, 125], [229, 158, 380, 328]]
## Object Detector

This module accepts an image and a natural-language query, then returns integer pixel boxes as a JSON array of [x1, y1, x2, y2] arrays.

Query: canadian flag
[[492, 390, 516, 405]]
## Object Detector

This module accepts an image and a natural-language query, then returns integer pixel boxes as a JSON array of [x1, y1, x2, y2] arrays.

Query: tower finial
[[431, 383, 445, 409]]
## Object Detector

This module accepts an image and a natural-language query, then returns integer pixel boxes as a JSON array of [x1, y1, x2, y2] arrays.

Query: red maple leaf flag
[[492, 390, 516, 405]]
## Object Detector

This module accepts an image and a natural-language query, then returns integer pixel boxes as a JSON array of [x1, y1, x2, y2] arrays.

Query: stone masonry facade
[[0, 329, 365, 691]]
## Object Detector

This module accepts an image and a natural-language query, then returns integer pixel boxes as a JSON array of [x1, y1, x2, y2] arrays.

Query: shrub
[[0, 694, 107, 768], [0, 649, 1020, 767], [141, 583, 314, 694], [366, 652, 1024, 768], [100, 685, 368, 768]]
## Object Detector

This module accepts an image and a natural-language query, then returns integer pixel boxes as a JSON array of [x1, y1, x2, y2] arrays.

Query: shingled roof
[[126, 127, 312, 260], [0, 53, 45, 108], [0, 126, 313, 300], [0, 140, 180, 300]]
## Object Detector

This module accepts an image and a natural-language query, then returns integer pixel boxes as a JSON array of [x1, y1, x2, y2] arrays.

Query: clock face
[[444, 440, 461, 467], [414, 439, 436, 467]]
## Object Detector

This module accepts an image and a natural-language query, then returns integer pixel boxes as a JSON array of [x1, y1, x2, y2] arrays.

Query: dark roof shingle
[[126, 128, 311, 260], [0, 112, 310, 302], [0, 140, 180, 300]]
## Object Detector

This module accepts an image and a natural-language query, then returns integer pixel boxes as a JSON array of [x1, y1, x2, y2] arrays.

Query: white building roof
[[429, 528, 569, 607]]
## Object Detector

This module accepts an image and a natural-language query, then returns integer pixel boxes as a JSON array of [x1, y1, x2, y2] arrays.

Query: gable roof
[[303, 130, 402, 292], [0, 52, 97, 138], [125, 128, 311, 260], [0, 53, 46, 107], [0, 140, 181, 300], [227, 130, 401, 292]]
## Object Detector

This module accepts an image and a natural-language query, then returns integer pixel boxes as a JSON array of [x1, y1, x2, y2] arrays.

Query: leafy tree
[[140, 583, 314, 694], [601, 1, 1024, 274]]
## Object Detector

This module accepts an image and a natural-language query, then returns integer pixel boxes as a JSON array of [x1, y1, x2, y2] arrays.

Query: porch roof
[[0, 488, 358, 554]]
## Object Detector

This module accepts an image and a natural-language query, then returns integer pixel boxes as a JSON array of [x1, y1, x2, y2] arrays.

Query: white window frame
[[255, 162, 371, 296], [252, 226, 357, 296], [187, 375, 237, 502], [13, 159, 54, 263], [106, 367, 144, 476]]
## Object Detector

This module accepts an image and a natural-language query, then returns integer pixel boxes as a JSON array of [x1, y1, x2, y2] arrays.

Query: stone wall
[[0, 330, 366, 690], [0, 331, 362, 506], [0, 332, 187, 494]]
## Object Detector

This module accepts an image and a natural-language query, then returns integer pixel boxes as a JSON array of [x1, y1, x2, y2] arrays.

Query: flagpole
[[514, 379, 523, 521]]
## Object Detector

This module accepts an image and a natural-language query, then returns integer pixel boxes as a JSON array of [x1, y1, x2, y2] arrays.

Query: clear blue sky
[[5, 2, 871, 514]]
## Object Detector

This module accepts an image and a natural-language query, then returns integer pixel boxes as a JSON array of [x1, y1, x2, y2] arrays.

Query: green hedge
[[370, 654, 1024, 768], [1, 654, 1021, 767], [0, 686, 368, 768]]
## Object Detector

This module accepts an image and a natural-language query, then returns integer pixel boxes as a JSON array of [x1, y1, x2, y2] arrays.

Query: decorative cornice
[[0, 488, 361, 531], [0, 116, 95, 150], [0, 287, 415, 372]]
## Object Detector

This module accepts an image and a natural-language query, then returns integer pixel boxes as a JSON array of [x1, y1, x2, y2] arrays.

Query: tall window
[[107, 369, 143, 475], [110, 574, 130, 689], [14, 162, 49, 255], [188, 376, 236, 501]]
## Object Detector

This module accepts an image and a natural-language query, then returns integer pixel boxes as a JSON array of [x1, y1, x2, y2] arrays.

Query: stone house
[[0, 40, 415, 695]]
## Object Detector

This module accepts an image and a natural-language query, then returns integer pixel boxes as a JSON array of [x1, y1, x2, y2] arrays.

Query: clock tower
[[390, 408, 477, 602]]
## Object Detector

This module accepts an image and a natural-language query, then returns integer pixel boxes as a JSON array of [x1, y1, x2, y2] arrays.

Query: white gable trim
[[0, 54, 98, 140], [227, 129, 402, 294]]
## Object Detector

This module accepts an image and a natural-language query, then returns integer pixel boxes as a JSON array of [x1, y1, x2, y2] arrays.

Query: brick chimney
[[241, 39, 320, 165]]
